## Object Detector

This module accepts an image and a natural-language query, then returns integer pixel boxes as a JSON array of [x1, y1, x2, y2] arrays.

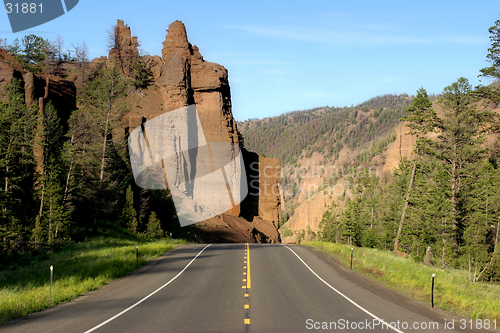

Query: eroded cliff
[[0, 20, 281, 243], [117, 20, 281, 242]]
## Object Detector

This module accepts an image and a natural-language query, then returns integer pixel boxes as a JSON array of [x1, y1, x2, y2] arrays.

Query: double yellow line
[[246, 243, 251, 289], [244, 243, 251, 326]]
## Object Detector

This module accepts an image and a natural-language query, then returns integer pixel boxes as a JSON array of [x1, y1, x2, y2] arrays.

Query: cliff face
[[0, 21, 281, 243], [120, 20, 281, 242], [0, 49, 76, 114]]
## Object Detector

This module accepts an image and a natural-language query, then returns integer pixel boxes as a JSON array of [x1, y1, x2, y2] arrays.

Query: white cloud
[[224, 24, 484, 46]]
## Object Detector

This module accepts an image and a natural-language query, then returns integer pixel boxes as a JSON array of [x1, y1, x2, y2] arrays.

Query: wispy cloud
[[224, 25, 484, 46], [211, 51, 298, 67]]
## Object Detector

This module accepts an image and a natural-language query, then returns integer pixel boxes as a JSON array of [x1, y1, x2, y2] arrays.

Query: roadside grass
[[303, 240, 500, 321], [0, 237, 188, 325]]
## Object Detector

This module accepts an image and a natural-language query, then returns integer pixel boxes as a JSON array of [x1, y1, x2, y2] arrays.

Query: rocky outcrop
[[127, 20, 281, 242], [156, 20, 238, 145], [108, 19, 139, 76], [0, 48, 22, 100], [195, 214, 280, 243], [240, 150, 281, 226], [0, 49, 76, 116]]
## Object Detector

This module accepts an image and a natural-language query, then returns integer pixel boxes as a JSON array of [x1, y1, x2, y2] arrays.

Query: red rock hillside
[[0, 20, 282, 243], [107, 20, 282, 243]]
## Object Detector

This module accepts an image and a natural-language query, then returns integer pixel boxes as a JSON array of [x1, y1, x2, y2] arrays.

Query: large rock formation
[[0, 20, 282, 243], [121, 20, 281, 242], [0, 50, 76, 115], [108, 19, 140, 76]]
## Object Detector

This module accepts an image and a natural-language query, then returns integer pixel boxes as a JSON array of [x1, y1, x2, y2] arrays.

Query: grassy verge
[[303, 240, 500, 321], [0, 237, 188, 325]]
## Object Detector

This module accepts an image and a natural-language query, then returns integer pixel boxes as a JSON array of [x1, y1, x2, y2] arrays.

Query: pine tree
[[0, 79, 37, 241], [479, 17, 500, 81], [73, 64, 130, 232], [416, 78, 490, 261], [146, 212, 163, 239], [35, 101, 64, 243], [394, 88, 437, 252], [131, 58, 151, 89], [462, 160, 500, 281], [42, 159, 69, 244], [341, 198, 362, 246], [119, 185, 138, 232], [319, 203, 340, 242], [130, 217, 139, 234], [478, 16, 500, 123]]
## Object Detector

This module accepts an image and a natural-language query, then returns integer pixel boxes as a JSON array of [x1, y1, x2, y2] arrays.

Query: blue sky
[[1, 0, 499, 121]]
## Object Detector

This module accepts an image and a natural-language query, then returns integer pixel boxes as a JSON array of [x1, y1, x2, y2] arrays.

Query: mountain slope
[[238, 94, 423, 237]]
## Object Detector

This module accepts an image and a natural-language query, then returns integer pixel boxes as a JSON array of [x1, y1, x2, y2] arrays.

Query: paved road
[[0, 244, 490, 333]]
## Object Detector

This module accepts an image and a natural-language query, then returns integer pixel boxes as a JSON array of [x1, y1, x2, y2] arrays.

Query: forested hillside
[[314, 18, 500, 281], [240, 17, 500, 282], [239, 93, 416, 166], [0, 33, 181, 267], [317, 79, 500, 281], [239, 93, 422, 229]]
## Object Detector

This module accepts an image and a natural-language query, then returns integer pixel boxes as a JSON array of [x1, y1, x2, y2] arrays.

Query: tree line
[[0, 32, 179, 267], [319, 17, 500, 282], [239, 95, 412, 166]]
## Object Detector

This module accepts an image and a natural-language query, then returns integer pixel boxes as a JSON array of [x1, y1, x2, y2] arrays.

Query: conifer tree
[[43, 158, 69, 244], [35, 101, 64, 242], [463, 160, 500, 280], [478, 17, 500, 117], [146, 212, 163, 239], [434, 78, 488, 258], [73, 64, 130, 232], [119, 185, 138, 233], [394, 88, 436, 251], [0, 79, 36, 241]]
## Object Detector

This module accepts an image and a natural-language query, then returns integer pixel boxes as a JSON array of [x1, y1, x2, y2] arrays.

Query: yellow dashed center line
[[246, 243, 251, 289], [243, 244, 252, 328]]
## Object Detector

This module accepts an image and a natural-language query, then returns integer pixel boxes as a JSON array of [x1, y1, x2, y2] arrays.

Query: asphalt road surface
[[0, 244, 493, 333]]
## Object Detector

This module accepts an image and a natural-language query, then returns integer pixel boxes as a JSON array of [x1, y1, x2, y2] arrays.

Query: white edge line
[[84, 244, 212, 333], [282, 245, 405, 333]]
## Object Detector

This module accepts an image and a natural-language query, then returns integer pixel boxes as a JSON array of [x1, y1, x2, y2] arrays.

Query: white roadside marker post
[[350, 248, 353, 270], [50, 265, 53, 305], [431, 273, 435, 308]]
